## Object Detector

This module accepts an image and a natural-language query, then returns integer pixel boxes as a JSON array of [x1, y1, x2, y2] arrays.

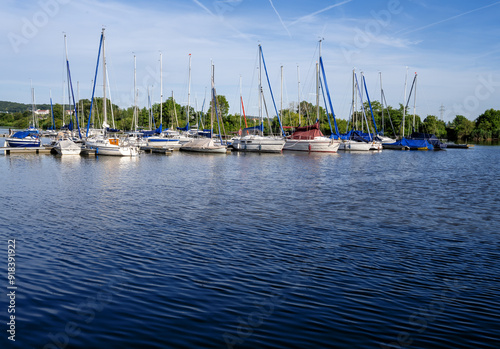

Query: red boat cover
[[289, 122, 324, 140]]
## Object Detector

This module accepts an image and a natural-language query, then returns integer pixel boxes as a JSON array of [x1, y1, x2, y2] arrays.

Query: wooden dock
[[446, 144, 473, 149], [0, 146, 52, 155], [140, 146, 173, 155]]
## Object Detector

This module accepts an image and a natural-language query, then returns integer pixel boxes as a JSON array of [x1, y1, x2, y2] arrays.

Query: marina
[[1, 142, 499, 349], [1, 1, 499, 348]]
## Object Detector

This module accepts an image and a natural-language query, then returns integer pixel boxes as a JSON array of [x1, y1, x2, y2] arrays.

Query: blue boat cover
[[197, 129, 211, 138], [385, 137, 434, 150], [242, 123, 264, 134], [177, 122, 189, 131], [11, 131, 38, 139]]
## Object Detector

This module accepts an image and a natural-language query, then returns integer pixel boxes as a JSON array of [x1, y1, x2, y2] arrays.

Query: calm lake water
[[1, 141, 499, 348]]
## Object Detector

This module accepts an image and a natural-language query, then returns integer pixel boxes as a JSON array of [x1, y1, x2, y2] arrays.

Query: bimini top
[[289, 122, 324, 140]]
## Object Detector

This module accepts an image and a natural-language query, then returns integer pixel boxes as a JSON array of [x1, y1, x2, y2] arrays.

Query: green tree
[[448, 115, 474, 142], [420, 115, 447, 138], [472, 109, 500, 140]]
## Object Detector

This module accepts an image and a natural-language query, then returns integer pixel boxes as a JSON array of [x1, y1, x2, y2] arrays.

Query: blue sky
[[1, 0, 499, 122]]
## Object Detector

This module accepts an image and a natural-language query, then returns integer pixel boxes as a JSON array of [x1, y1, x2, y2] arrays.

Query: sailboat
[[147, 53, 181, 149], [383, 70, 433, 150], [231, 45, 285, 153], [406, 73, 447, 150], [180, 61, 227, 153], [84, 28, 139, 156], [5, 82, 41, 148], [375, 72, 397, 144], [339, 70, 376, 151], [54, 34, 82, 155], [283, 41, 341, 153]]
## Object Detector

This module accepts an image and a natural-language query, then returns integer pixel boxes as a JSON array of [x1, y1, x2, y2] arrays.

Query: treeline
[[1, 99, 498, 143]]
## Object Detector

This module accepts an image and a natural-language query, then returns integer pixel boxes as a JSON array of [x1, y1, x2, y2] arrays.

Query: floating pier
[[0, 146, 52, 155], [445, 144, 473, 149], [140, 146, 173, 155], [382, 144, 410, 150]]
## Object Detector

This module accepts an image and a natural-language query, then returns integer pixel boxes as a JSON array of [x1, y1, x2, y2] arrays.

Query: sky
[[1, 0, 499, 122]]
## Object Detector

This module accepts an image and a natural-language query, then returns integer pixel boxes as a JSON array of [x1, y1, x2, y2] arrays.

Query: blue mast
[[319, 56, 340, 137], [66, 59, 82, 139], [86, 31, 103, 138], [259, 45, 285, 137], [363, 74, 379, 135], [49, 92, 55, 130], [354, 72, 373, 141]]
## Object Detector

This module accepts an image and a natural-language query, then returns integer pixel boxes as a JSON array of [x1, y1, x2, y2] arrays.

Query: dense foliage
[[1, 99, 498, 143]]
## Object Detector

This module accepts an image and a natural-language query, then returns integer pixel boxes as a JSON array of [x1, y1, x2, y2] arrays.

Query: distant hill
[[0, 101, 51, 113]]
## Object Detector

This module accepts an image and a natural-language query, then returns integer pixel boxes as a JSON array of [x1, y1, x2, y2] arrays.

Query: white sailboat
[[147, 52, 180, 149], [53, 35, 82, 155], [5, 82, 41, 148], [283, 41, 340, 153], [339, 69, 375, 152], [231, 45, 285, 153], [85, 28, 139, 156], [180, 61, 227, 153]]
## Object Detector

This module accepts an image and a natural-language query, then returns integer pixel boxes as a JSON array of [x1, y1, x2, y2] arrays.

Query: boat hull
[[180, 146, 227, 153], [147, 137, 180, 148], [5, 138, 41, 148], [54, 140, 81, 155], [180, 138, 227, 153], [283, 138, 340, 153], [85, 140, 139, 156], [339, 141, 373, 151], [232, 136, 285, 153]]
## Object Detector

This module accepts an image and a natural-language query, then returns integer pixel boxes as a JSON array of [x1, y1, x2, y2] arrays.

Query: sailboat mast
[[160, 52, 163, 129], [187, 53, 191, 128], [211, 60, 214, 133], [402, 66, 408, 138], [64, 34, 72, 128], [413, 73, 417, 133], [317, 40, 322, 122], [50, 89, 55, 129], [239, 75, 242, 130], [172, 90, 179, 128], [380, 72, 384, 135], [30, 80, 35, 127], [147, 86, 151, 130], [280, 65, 283, 130], [297, 65, 301, 126], [102, 28, 107, 129], [134, 54, 137, 131], [351, 69, 355, 131], [258, 45, 263, 126]]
